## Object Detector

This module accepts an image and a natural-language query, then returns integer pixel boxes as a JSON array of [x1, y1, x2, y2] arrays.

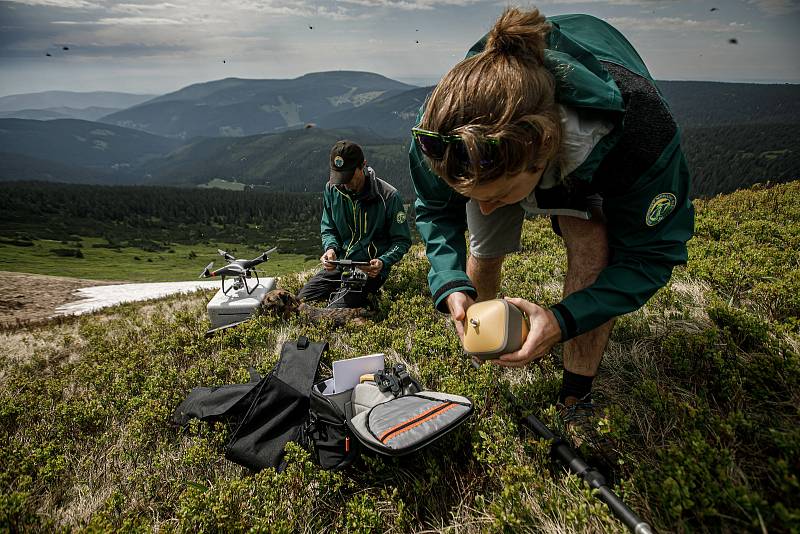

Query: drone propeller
[[200, 261, 214, 278], [258, 246, 278, 262], [218, 249, 236, 262]]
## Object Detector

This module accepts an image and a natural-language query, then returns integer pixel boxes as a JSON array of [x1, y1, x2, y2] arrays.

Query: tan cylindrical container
[[463, 299, 530, 360]]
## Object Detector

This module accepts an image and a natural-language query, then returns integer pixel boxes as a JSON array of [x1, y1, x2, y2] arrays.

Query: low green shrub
[[1, 182, 799, 532]]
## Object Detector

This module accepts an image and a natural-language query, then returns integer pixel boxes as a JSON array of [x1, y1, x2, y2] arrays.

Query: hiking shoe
[[557, 393, 621, 470]]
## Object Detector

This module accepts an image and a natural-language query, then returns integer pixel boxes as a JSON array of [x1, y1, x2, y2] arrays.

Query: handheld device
[[323, 259, 371, 268], [322, 259, 371, 308], [462, 299, 530, 360]]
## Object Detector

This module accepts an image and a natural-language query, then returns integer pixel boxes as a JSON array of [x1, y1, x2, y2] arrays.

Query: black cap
[[329, 140, 364, 185]]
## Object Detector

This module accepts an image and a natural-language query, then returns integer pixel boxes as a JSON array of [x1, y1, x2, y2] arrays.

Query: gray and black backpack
[[173, 337, 473, 472]]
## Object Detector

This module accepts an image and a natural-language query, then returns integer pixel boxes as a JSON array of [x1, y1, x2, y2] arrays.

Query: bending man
[[410, 9, 694, 421]]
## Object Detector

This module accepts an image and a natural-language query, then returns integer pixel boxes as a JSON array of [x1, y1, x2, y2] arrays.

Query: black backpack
[[173, 336, 326, 471], [173, 337, 473, 472]]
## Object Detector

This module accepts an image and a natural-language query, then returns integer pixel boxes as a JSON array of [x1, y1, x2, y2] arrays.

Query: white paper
[[315, 377, 336, 396], [332, 353, 385, 393]]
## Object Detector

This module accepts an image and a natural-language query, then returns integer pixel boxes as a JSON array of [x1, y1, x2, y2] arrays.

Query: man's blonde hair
[[419, 7, 562, 193]]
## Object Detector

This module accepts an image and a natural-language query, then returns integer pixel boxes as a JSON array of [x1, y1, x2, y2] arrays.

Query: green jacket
[[321, 167, 411, 276], [410, 14, 695, 341]]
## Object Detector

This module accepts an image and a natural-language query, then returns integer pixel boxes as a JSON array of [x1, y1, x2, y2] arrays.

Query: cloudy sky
[[1, 0, 798, 97]]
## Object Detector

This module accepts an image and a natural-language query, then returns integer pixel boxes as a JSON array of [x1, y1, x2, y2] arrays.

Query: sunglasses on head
[[412, 126, 500, 170]]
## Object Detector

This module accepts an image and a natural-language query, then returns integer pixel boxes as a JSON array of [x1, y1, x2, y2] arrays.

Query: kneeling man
[[299, 140, 411, 308]]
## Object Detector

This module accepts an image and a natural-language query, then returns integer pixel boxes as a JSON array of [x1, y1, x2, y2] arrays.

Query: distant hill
[[309, 81, 800, 139], [0, 118, 182, 171], [0, 152, 126, 184], [0, 106, 121, 122], [658, 81, 800, 128], [315, 86, 433, 138], [141, 126, 412, 194], [0, 91, 152, 113], [101, 72, 415, 139], [3, 117, 795, 200], [1, 77, 797, 199], [683, 122, 800, 197]]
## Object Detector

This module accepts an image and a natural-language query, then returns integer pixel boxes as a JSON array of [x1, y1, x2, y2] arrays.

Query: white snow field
[[54, 280, 220, 316]]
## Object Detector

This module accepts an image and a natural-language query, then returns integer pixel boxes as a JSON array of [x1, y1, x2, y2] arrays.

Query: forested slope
[[1, 182, 798, 532], [0, 182, 322, 253]]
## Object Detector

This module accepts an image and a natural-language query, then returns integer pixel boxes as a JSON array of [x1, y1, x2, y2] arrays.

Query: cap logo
[[646, 193, 677, 226], [334, 155, 345, 168]]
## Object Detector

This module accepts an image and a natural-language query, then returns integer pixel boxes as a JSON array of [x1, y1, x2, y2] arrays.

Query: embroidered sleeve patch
[[646, 193, 677, 226], [396, 211, 407, 224]]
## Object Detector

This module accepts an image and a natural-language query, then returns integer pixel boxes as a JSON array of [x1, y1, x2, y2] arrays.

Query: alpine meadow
[[3, 0, 800, 531], [1, 181, 798, 532]]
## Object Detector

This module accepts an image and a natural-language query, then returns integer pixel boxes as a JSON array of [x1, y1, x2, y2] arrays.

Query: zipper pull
[[345, 436, 350, 452]]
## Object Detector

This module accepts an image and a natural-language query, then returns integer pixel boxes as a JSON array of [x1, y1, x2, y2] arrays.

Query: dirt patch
[[0, 271, 120, 330]]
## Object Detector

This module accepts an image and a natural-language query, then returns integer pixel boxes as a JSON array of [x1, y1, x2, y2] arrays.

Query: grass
[[1, 182, 799, 532], [0, 237, 318, 281]]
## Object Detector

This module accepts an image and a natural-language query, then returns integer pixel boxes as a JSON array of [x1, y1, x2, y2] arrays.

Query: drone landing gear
[[221, 269, 261, 296]]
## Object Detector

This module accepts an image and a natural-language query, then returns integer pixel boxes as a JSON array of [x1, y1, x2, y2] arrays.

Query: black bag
[[174, 339, 474, 472], [305, 380, 361, 470], [173, 336, 327, 472], [304, 364, 473, 468]]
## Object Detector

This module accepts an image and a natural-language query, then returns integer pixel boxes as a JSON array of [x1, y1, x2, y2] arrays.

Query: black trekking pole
[[522, 413, 654, 534]]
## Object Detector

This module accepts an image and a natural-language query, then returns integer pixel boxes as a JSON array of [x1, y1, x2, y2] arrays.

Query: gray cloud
[[337, 0, 481, 9], [1, 0, 798, 95], [605, 16, 753, 33], [748, 0, 800, 15], [9, 0, 101, 7]]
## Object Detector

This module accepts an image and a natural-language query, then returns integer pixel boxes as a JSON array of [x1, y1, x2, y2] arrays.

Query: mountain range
[[101, 71, 414, 138], [0, 91, 154, 122], [0, 72, 797, 198]]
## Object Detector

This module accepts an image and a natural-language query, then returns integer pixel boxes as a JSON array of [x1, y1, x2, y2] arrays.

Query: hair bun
[[485, 8, 550, 63]]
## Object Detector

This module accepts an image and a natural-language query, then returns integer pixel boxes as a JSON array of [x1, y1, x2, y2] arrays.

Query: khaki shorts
[[467, 194, 604, 258]]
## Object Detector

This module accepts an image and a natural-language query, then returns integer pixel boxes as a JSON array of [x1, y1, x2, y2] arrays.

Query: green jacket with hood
[[321, 166, 412, 277], [409, 14, 695, 341]]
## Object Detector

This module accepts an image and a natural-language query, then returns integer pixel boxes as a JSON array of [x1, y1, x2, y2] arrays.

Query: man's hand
[[446, 291, 475, 343], [363, 258, 384, 278], [321, 249, 337, 271], [490, 297, 562, 368]]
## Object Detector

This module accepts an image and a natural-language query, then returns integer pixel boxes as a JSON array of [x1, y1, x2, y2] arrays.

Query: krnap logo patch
[[396, 211, 407, 224], [646, 193, 677, 226], [334, 156, 345, 168]]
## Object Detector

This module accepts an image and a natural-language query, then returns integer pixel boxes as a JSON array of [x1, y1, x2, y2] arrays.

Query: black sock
[[559, 370, 594, 403]]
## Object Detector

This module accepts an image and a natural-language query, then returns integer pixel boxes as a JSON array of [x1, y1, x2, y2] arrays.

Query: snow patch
[[327, 88, 385, 107], [54, 280, 219, 316], [260, 96, 302, 127], [219, 125, 244, 137]]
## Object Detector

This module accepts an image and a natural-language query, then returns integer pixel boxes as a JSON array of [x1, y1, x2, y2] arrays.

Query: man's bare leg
[[467, 255, 504, 302], [558, 215, 615, 378]]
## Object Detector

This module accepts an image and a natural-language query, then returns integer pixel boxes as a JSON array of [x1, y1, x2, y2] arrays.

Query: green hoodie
[[321, 167, 411, 276], [409, 14, 695, 341]]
